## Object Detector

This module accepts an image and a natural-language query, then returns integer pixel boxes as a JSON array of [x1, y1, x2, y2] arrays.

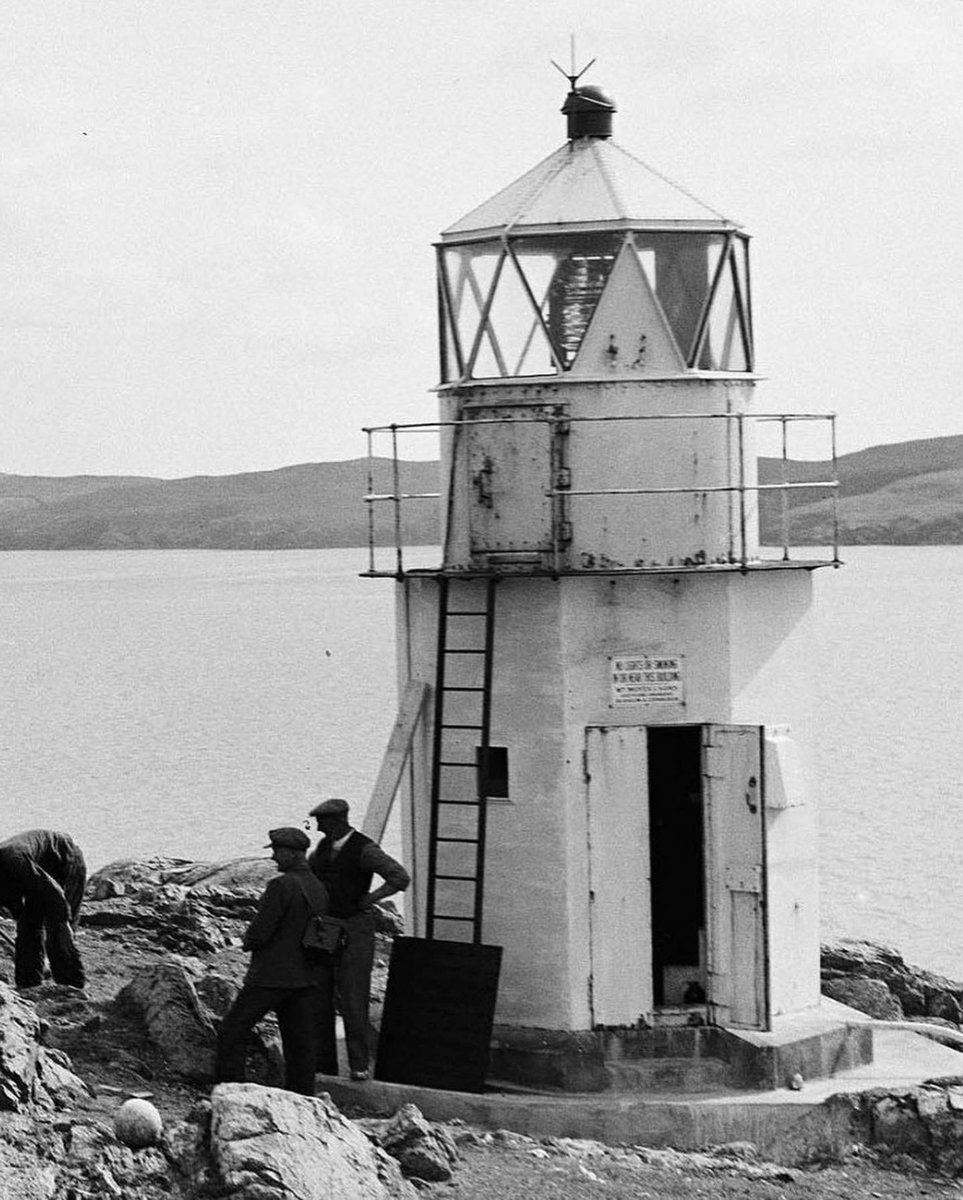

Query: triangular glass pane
[[444, 246, 502, 375], [574, 240, 685, 375], [438, 253, 464, 380], [702, 250, 750, 371], [706, 239, 725, 291], [641, 233, 717, 365], [483, 253, 557, 376], [633, 243, 657, 290], [513, 233, 623, 368], [471, 334, 504, 379], [730, 241, 754, 368]]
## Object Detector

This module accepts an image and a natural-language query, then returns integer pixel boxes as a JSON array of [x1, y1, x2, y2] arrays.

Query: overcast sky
[[3, 0, 961, 478]]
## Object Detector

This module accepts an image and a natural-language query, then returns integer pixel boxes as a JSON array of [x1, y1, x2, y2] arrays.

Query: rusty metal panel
[[466, 407, 556, 554], [702, 724, 769, 1030]]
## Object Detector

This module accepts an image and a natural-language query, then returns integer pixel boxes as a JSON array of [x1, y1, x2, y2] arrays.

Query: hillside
[[759, 433, 963, 544], [0, 459, 440, 550], [1, 434, 962, 549]]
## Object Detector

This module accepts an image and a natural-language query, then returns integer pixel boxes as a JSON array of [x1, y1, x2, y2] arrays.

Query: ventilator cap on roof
[[562, 84, 616, 139]]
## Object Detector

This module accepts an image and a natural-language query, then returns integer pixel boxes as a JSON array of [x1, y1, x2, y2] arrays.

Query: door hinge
[[724, 865, 762, 894]]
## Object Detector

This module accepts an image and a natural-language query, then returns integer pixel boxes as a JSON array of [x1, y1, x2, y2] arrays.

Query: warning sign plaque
[[610, 654, 684, 705]]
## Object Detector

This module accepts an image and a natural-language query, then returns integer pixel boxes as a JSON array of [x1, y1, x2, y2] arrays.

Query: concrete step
[[603, 1056, 734, 1093], [489, 1003, 875, 1093]]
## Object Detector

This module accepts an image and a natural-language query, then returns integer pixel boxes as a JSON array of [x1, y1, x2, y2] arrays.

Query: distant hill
[[1, 435, 962, 549], [758, 433, 963, 544], [0, 460, 440, 550]]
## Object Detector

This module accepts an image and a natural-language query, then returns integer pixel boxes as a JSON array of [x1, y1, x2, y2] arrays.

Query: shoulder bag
[[294, 875, 344, 958]]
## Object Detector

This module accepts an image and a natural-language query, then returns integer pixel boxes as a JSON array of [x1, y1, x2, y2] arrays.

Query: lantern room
[[437, 85, 753, 385]]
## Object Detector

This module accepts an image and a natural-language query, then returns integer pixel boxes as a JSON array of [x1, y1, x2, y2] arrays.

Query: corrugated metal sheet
[[443, 139, 739, 239]]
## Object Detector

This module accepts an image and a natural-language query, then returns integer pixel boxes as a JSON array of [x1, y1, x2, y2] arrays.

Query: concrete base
[[320, 1003, 963, 1163], [487, 1003, 873, 1093]]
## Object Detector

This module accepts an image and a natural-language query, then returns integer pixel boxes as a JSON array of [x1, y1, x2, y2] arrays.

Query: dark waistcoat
[[309, 831, 374, 918]]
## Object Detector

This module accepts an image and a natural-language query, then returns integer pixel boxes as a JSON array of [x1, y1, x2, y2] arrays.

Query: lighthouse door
[[702, 724, 770, 1030], [585, 725, 653, 1026], [465, 405, 558, 556]]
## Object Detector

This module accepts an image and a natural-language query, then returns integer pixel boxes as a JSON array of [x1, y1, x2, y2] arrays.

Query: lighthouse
[[365, 76, 857, 1089]]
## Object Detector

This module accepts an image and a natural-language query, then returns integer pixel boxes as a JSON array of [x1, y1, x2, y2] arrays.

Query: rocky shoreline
[[821, 940, 963, 1027], [2, 857, 963, 1196]]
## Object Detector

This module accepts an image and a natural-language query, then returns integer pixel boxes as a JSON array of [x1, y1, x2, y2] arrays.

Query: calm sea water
[[0, 546, 960, 976]]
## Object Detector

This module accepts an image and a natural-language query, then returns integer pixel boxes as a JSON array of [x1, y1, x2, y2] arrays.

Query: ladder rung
[[430, 580, 493, 942]]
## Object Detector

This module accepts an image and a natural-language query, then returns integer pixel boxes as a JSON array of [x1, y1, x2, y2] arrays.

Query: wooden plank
[[361, 680, 429, 841]]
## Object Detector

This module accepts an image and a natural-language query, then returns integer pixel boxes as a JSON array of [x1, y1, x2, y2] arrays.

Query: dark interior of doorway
[[648, 725, 705, 1007]]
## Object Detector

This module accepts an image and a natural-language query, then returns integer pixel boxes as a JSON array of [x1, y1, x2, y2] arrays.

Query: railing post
[[831, 414, 841, 566], [551, 411, 561, 577], [390, 425, 403, 577], [737, 413, 748, 570], [780, 416, 790, 562], [365, 429, 376, 575]]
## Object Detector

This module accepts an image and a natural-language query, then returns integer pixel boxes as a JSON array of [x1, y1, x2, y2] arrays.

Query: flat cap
[[309, 797, 350, 819], [264, 826, 310, 851]]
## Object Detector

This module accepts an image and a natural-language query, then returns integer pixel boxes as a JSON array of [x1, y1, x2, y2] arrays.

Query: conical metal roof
[[441, 137, 739, 243]]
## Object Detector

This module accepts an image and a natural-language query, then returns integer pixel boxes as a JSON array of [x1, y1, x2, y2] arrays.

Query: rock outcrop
[[0, 982, 435, 1199], [831, 1081, 963, 1176], [83, 858, 286, 963], [0, 982, 88, 1113], [117, 961, 220, 1084], [55, 1122, 175, 1200], [118, 958, 283, 1087], [84, 855, 401, 955], [822, 939, 963, 1027], [209, 1083, 416, 1199], [379, 1103, 460, 1181]]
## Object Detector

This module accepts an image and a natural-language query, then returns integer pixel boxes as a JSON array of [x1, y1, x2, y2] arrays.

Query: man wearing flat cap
[[214, 827, 330, 1096], [308, 797, 410, 1081]]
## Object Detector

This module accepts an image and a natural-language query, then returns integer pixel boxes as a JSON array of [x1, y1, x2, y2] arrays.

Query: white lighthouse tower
[[366, 77, 858, 1089]]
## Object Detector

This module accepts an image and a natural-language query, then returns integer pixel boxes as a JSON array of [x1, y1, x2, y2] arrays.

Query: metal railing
[[363, 410, 840, 576]]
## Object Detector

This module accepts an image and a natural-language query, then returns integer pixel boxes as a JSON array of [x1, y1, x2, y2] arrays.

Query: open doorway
[[647, 726, 706, 1008]]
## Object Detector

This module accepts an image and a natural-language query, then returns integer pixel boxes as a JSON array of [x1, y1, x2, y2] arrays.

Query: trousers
[[215, 984, 321, 1097], [15, 850, 86, 989], [317, 910, 375, 1075]]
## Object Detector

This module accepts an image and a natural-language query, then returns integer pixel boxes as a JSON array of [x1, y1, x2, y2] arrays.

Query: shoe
[[349, 1070, 370, 1082]]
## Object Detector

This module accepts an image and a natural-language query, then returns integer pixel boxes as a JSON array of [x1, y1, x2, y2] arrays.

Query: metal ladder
[[425, 577, 496, 944]]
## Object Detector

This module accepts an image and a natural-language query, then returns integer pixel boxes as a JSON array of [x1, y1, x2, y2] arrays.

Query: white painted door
[[702, 724, 769, 1030], [585, 725, 653, 1026]]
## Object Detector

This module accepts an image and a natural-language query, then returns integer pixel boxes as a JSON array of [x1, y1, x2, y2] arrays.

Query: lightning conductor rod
[[551, 34, 595, 90]]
